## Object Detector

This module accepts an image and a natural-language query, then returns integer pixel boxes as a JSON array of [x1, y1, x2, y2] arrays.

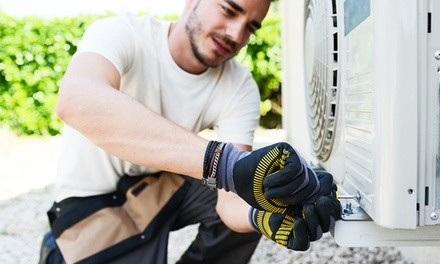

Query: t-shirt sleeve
[[214, 74, 261, 146], [74, 14, 136, 75]]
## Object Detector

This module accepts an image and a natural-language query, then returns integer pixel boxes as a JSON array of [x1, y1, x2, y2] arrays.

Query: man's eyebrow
[[225, 0, 245, 13], [224, 0, 262, 30]]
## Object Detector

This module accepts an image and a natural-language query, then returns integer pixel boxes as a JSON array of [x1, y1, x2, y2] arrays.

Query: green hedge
[[0, 12, 98, 135], [238, 13, 281, 129], [0, 12, 281, 135]]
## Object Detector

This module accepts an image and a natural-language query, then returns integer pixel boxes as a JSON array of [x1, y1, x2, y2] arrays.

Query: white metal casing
[[281, 0, 440, 245]]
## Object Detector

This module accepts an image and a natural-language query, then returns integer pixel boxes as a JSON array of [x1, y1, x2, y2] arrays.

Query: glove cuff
[[248, 207, 260, 233], [216, 143, 248, 192]]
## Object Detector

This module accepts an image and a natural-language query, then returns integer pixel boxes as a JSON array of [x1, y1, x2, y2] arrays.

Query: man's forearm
[[216, 189, 255, 233], [57, 70, 207, 178], [56, 52, 208, 178]]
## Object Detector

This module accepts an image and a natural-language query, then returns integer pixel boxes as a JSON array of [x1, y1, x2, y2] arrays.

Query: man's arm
[[58, 52, 324, 230], [56, 52, 207, 178], [216, 190, 255, 233], [216, 144, 254, 233], [59, 54, 256, 231]]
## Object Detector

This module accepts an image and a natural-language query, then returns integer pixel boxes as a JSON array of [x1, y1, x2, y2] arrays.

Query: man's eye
[[222, 6, 235, 16], [247, 25, 256, 34]]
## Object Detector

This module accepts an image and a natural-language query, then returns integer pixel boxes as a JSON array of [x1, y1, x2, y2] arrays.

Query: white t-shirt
[[55, 13, 260, 202]]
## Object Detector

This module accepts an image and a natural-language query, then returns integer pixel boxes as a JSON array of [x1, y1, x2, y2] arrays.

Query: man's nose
[[226, 21, 246, 44]]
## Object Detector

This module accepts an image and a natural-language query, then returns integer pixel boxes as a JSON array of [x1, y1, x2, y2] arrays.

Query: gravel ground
[[0, 128, 418, 263]]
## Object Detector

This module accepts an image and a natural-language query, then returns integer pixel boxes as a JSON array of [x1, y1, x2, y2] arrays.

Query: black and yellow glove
[[302, 171, 342, 241], [249, 171, 342, 250], [249, 206, 310, 251], [203, 141, 320, 214]]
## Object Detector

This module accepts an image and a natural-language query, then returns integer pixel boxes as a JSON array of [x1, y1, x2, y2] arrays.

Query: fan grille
[[304, 0, 340, 161]]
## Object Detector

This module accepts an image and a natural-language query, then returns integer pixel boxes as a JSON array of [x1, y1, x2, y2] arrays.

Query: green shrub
[[0, 11, 281, 135], [239, 12, 282, 128], [0, 12, 98, 135]]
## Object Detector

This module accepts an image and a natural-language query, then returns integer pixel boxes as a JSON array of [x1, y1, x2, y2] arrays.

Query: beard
[[185, 2, 237, 68]]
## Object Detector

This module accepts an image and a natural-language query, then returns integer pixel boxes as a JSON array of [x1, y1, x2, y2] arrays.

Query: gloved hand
[[301, 171, 342, 241], [249, 206, 310, 251], [249, 171, 342, 251], [202, 141, 320, 213]]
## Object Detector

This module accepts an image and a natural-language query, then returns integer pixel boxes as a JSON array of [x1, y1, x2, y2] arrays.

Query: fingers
[[285, 204, 303, 218], [262, 147, 304, 187], [314, 196, 333, 232], [302, 203, 323, 241], [313, 194, 342, 232], [287, 218, 310, 251], [264, 168, 319, 205], [232, 142, 305, 211], [286, 168, 319, 201], [263, 169, 308, 200], [262, 146, 306, 188], [304, 172, 338, 234], [314, 171, 334, 196], [263, 163, 304, 186]]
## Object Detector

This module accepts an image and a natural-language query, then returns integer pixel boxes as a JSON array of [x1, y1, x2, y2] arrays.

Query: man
[[40, 0, 341, 263]]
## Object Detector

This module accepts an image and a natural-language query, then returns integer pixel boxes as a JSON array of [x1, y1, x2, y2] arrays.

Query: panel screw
[[430, 212, 439, 220], [343, 203, 353, 215], [435, 51, 440, 60]]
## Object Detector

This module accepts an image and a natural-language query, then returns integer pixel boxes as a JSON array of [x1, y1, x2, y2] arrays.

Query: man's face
[[184, 0, 270, 68]]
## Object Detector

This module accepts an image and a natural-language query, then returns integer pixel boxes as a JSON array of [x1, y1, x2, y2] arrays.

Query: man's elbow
[[55, 97, 68, 122], [55, 81, 81, 124]]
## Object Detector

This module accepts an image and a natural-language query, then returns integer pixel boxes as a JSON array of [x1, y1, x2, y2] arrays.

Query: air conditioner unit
[[281, 0, 440, 246]]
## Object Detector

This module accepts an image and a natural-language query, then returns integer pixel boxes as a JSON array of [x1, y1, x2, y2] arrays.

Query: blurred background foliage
[[0, 11, 281, 136], [238, 12, 282, 129]]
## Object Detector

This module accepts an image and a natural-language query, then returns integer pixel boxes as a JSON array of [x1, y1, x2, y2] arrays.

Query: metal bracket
[[338, 193, 372, 221]]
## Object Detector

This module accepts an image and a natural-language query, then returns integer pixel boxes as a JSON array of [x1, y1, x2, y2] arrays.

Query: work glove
[[249, 206, 309, 251], [249, 171, 341, 251], [202, 141, 320, 213], [301, 171, 342, 241]]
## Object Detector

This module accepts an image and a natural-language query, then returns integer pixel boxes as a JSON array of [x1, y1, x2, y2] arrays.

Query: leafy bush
[[0, 12, 98, 135], [238, 12, 282, 128], [0, 11, 281, 135]]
